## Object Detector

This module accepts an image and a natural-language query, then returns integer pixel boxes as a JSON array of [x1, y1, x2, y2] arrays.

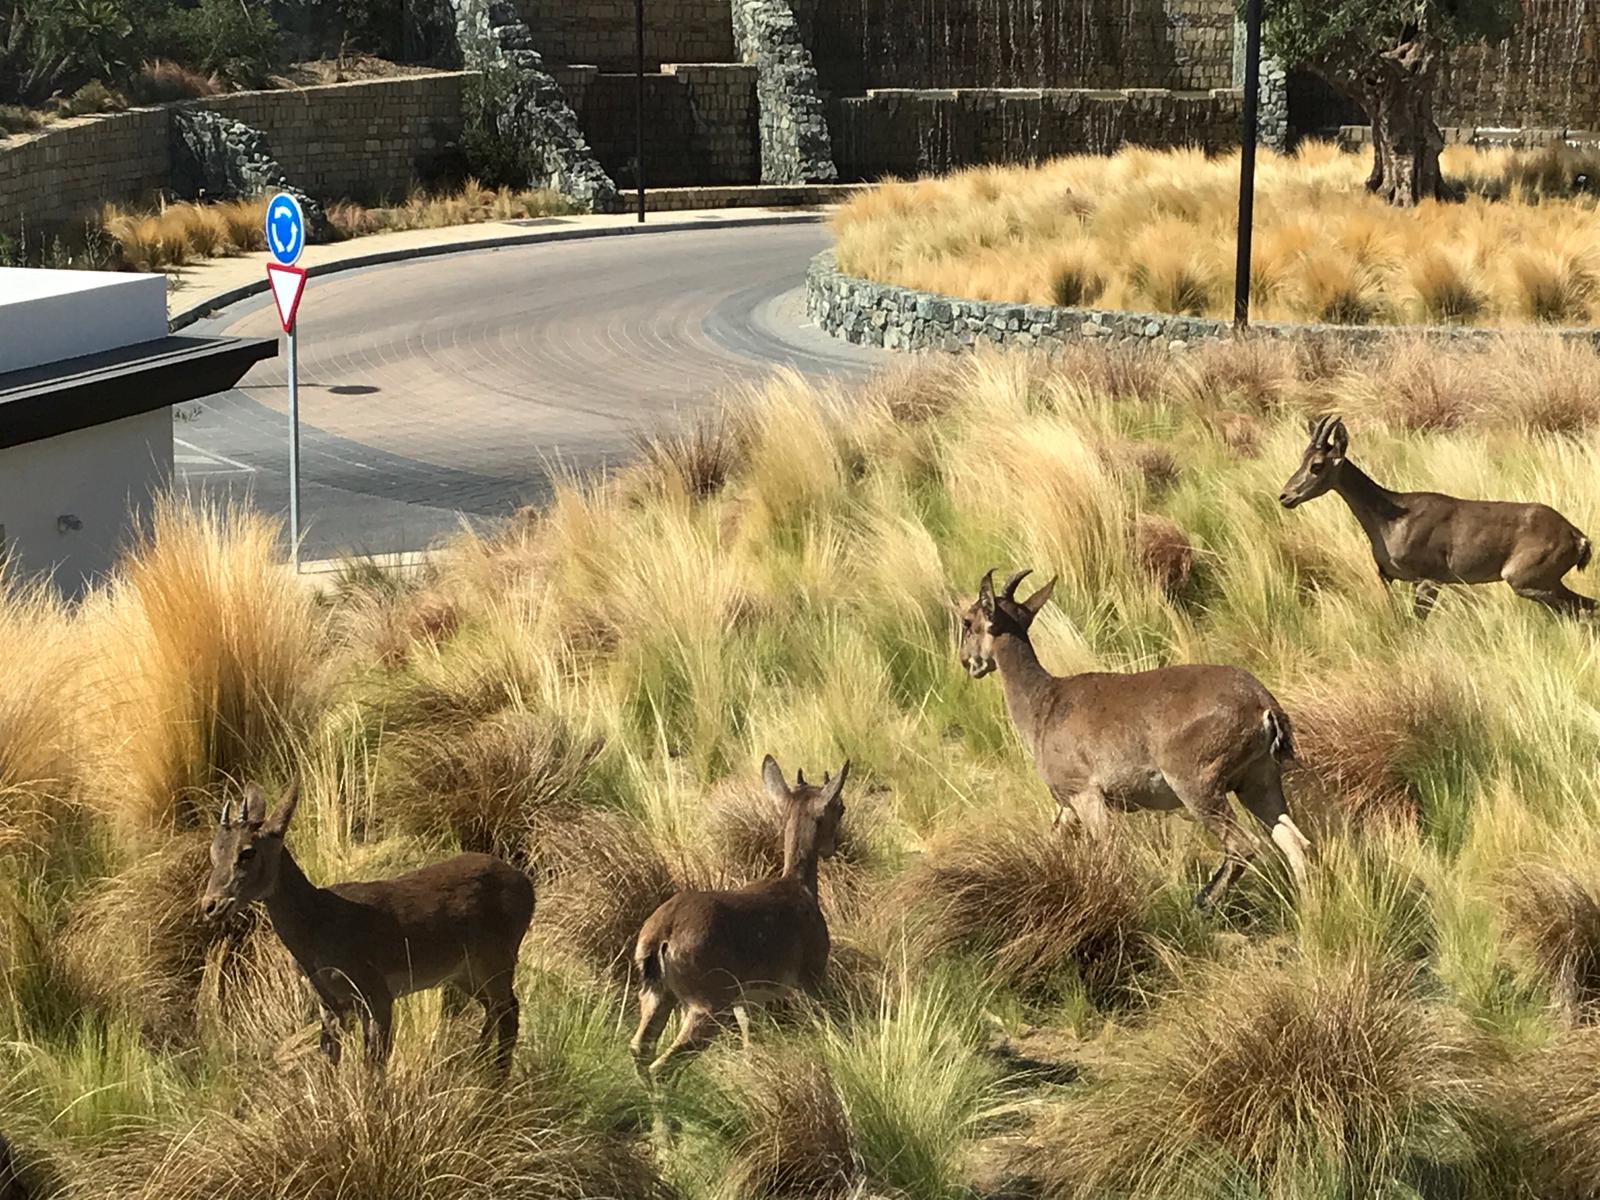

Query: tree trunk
[[1329, 37, 1453, 207]]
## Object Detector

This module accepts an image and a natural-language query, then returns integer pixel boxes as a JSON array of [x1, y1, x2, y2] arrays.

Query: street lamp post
[[1233, 0, 1263, 328], [635, 0, 646, 222]]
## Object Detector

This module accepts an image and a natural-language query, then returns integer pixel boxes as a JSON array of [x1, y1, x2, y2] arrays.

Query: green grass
[[4, 336, 1600, 1195]]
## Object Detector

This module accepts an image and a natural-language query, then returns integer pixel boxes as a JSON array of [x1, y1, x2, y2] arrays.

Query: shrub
[[384, 710, 600, 862], [126, 59, 219, 103], [148, 0, 281, 88], [1409, 250, 1487, 324], [76, 1053, 667, 1200], [721, 1043, 860, 1199], [1134, 514, 1196, 599], [905, 818, 1151, 999], [82, 498, 326, 833], [1045, 244, 1106, 307], [0, 105, 44, 135], [54, 79, 126, 116], [1022, 953, 1494, 1198], [631, 414, 741, 501], [1499, 860, 1600, 1019]]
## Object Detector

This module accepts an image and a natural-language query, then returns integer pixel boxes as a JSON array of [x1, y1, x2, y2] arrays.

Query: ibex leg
[[631, 986, 676, 1084], [1239, 775, 1311, 889], [1170, 777, 1254, 910], [1065, 790, 1112, 840], [732, 1004, 753, 1051], [1412, 582, 1441, 620], [648, 1006, 717, 1080]]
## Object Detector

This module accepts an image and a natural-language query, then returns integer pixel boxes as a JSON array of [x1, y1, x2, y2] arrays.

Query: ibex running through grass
[[955, 569, 1310, 908], [202, 783, 535, 1073], [1280, 415, 1593, 618], [630, 755, 848, 1081]]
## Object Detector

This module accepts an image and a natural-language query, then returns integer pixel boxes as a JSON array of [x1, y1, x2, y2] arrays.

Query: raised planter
[[805, 250, 1600, 353]]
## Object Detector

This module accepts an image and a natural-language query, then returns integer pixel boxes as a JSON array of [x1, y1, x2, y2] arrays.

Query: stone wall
[[0, 110, 168, 232], [183, 73, 466, 204], [807, 250, 1600, 353], [1441, 0, 1600, 132], [831, 87, 1243, 179], [512, 0, 735, 69], [557, 63, 758, 186], [804, 0, 1236, 97], [734, 0, 838, 182]]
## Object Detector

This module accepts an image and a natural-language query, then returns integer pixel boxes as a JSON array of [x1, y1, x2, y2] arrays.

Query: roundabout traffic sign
[[265, 192, 306, 267]]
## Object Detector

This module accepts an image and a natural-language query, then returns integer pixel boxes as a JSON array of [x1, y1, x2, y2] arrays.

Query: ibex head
[[955, 567, 1057, 679], [761, 754, 849, 860], [201, 782, 301, 923], [1279, 415, 1350, 509]]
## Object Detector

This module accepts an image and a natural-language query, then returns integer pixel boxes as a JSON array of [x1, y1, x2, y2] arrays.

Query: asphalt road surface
[[179, 222, 886, 560]]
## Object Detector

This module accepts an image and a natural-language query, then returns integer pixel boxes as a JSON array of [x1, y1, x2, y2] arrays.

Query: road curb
[[169, 211, 826, 332]]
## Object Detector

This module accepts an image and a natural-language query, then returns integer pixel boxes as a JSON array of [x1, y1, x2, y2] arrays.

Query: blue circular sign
[[264, 192, 306, 267]]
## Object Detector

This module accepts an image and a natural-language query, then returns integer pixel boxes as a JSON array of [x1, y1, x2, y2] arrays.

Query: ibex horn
[[796, 768, 807, 787], [218, 798, 233, 828], [1001, 569, 1032, 602], [1310, 414, 1339, 448]]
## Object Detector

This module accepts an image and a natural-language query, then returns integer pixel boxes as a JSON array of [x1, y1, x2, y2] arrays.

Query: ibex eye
[[237, 847, 255, 863]]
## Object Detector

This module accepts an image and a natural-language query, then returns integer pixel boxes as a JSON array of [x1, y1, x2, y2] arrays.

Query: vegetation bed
[[833, 143, 1600, 327], [4, 339, 1600, 1197]]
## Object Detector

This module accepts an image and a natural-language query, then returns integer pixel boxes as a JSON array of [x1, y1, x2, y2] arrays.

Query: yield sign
[[266, 263, 307, 333]]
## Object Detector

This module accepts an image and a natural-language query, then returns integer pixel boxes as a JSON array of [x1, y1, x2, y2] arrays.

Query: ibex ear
[[1020, 576, 1057, 618], [1327, 418, 1349, 458], [263, 781, 300, 837], [761, 754, 790, 813], [818, 760, 850, 809], [978, 569, 997, 618], [242, 783, 266, 826]]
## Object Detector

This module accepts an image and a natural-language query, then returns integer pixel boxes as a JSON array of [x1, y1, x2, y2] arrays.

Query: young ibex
[[956, 569, 1309, 908], [202, 783, 535, 1072], [630, 755, 848, 1081], [1280, 415, 1593, 618]]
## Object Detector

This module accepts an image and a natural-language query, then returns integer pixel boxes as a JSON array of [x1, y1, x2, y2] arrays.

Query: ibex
[[1280, 415, 1593, 618], [202, 782, 535, 1072], [956, 569, 1309, 908], [630, 755, 847, 1080]]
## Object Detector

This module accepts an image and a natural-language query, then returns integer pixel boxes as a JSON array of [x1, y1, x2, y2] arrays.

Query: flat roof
[[0, 267, 162, 302], [0, 334, 278, 450]]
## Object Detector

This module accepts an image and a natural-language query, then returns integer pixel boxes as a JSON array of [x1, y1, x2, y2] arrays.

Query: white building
[[0, 269, 274, 597]]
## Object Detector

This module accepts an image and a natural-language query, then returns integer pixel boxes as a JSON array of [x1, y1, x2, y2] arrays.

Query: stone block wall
[[1440, 0, 1600, 132], [831, 87, 1243, 180], [0, 110, 168, 232], [187, 73, 467, 203], [734, 0, 838, 182], [666, 64, 761, 183], [512, 0, 735, 69]]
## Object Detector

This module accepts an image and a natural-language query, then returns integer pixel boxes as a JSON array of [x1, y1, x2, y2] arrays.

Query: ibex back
[[956, 568, 1310, 908], [202, 783, 534, 1072], [1280, 415, 1593, 618], [630, 755, 847, 1080]]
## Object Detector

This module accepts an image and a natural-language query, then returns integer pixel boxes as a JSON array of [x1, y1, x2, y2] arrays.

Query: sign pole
[[287, 316, 301, 573]]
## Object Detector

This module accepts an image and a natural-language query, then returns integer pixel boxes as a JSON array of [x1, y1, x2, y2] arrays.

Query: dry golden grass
[[102, 197, 269, 271], [1499, 859, 1600, 1020], [0, 572, 83, 851], [722, 1043, 860, 1198], [1509, 1027, 1600, 1198], [835, 143, 1600, 326], [81, 499, 326, 833]]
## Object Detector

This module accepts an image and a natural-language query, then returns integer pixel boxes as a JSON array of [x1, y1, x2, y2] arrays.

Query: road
[[179, 223, 885, 559]]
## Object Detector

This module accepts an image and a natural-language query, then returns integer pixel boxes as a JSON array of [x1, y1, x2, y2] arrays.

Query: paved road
[[180, 223, 885, 559]]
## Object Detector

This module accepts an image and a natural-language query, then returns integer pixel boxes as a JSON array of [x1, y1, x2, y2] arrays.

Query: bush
[[146, 0, 280, 88], [126, 58, 219, 103], [0, 104, 44, 135], [54, 79, 125, 116]]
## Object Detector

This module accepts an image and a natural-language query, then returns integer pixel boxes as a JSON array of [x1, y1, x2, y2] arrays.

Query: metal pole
[[287, 319, 301, 572], [1233, 0, 1263, 329], [635, 0, 646, 222]]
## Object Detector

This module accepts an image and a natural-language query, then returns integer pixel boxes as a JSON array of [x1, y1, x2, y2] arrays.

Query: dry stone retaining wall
[[806, 250, 1600, 354], [733, 0, 838, 183], [512, 0, 736, 69]]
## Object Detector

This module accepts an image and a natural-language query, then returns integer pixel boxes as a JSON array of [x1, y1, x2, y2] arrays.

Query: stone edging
[[169, 210, 824, 331], [804, 250, 1600, 353]]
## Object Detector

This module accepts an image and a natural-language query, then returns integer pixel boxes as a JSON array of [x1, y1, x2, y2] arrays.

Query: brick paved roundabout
[[178, 223, 885, 559]]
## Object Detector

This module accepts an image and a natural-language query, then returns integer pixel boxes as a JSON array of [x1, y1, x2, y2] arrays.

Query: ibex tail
[[1577, 535, 1592, 571], [1263, 708, 1296, 763], [638, 942, 665, 988]]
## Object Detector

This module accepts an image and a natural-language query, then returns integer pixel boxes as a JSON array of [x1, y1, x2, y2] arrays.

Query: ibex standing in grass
[[202, 783, 535, 1073], [956, 569, 1309, 908], [1280, 415, 1593, 618], [630, 755, 847, 1081]]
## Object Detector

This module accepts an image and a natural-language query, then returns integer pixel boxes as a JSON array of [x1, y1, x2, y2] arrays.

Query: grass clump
[[1500, 859, 1600, 1020]]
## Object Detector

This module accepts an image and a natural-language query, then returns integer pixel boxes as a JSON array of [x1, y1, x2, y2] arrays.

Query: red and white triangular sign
[[266, 263, 307, 333]]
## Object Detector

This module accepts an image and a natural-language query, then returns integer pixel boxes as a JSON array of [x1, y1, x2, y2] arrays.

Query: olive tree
[[1261, 0, 1519, 205]]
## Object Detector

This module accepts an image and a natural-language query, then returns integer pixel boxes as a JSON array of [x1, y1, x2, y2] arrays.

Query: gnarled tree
[[1261, 0, 1519, 205]]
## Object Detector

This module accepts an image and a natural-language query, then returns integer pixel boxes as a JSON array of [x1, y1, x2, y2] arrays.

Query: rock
[[169, 109, 330, 240], [732, 0, 837, 182]]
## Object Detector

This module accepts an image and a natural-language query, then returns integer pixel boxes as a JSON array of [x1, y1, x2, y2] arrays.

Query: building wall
[[831, 87, 1242, 180], [0, 410, 173, 600], [512, 0, 736, 69]]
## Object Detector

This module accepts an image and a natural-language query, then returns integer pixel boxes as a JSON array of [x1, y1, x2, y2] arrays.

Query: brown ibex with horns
[[202, 782, 534, 1072], [1280, 415, 1593, 618], [955, 568, 1310, 908]]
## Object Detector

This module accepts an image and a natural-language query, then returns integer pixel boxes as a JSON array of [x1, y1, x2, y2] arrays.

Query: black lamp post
[[635, 0, 646, 222], [1233, 0, 1263, 328]]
